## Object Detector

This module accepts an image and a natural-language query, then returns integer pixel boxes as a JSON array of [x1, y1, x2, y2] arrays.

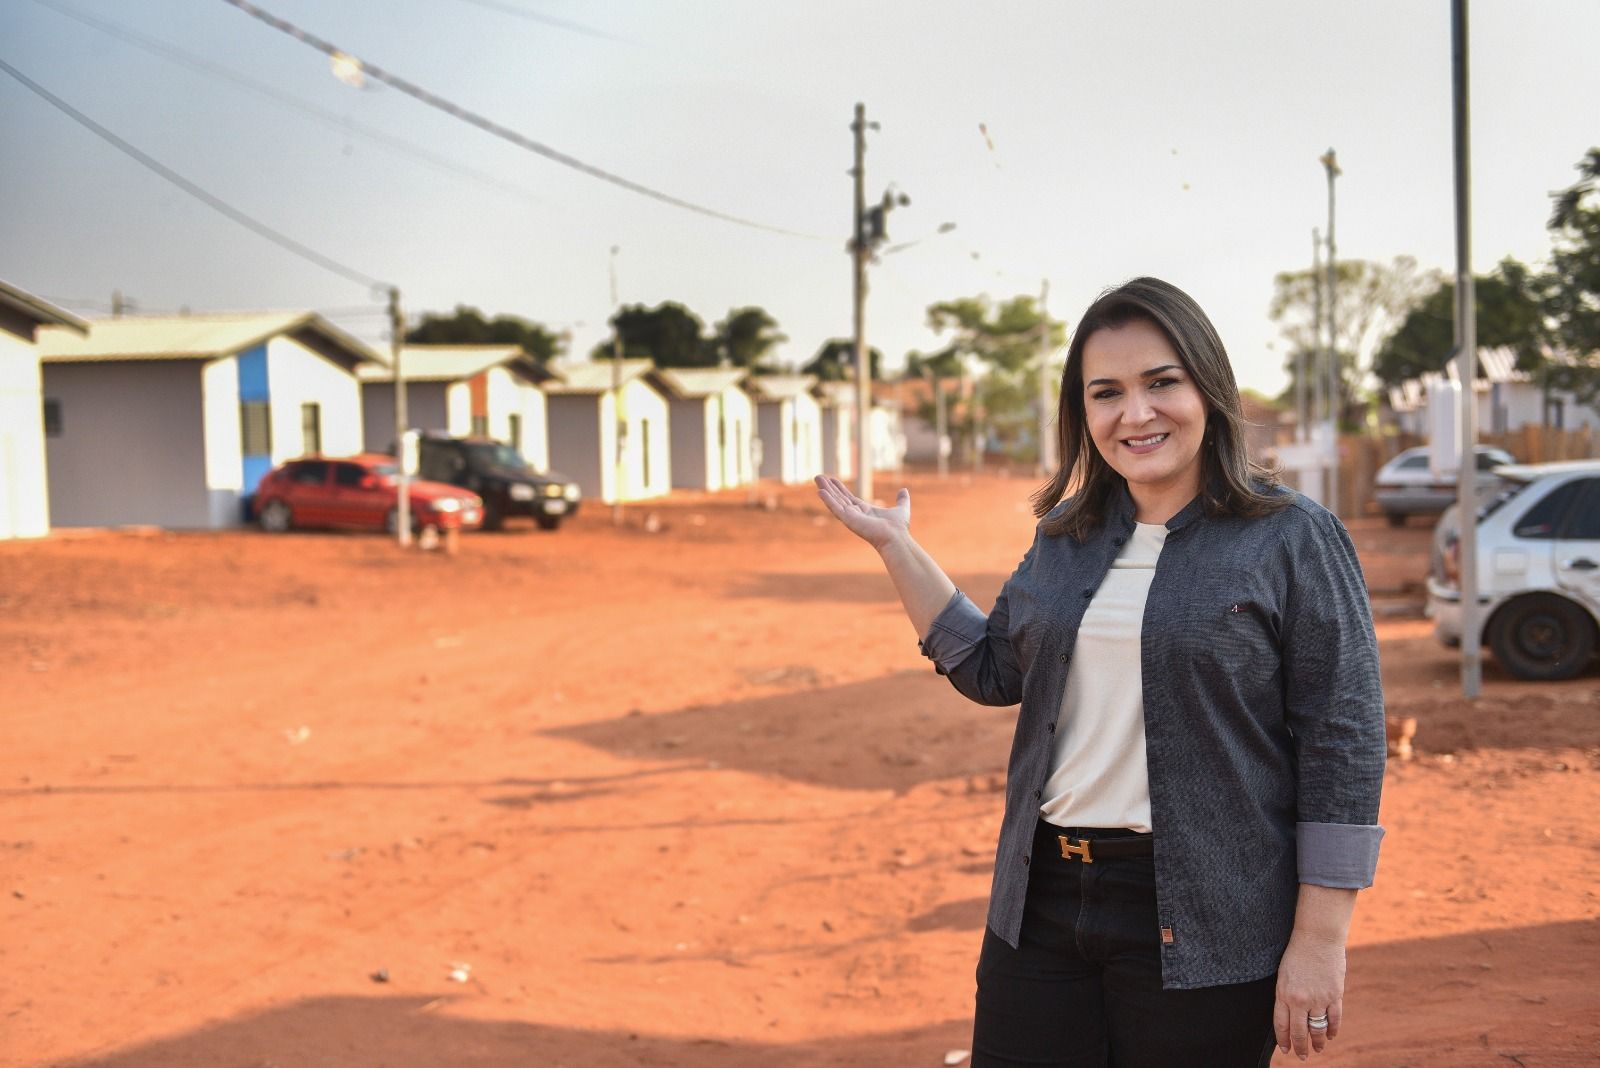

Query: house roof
[[541, 358, 655, 394], [745, 372, 819, 402], [646, 367, 748, 399], [0, 280, 88, 334], [357, 344, 551, 384], [37, 311, 382, 367]]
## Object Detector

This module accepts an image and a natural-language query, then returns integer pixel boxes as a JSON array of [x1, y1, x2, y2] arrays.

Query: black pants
[[971, 819, 1277, 1068]]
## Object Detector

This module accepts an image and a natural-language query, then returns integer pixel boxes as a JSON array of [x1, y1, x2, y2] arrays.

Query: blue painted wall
[[238, 343, 272, 495]]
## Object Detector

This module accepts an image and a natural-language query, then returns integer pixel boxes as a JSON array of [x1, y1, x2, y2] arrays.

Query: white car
[[1374, 445, 1516, 527], [1426, 460, 1600, 680]]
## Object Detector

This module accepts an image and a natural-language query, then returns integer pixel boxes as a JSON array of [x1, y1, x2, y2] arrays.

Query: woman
[[815, 277, 1385, 1067]]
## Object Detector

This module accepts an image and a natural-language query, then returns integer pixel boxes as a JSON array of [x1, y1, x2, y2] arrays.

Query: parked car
[[253, 455, 483, 535], [1426, 459, 1600, 680], [415, 434, 581, 531], [1374, 444, 1517, 526]]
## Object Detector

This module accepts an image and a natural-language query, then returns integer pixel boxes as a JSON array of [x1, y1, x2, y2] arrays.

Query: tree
[[1539, 147, 1600, 404], [591, 301, 710, 368], [1268, 256, 1438, 422], [803, 338, 882, 381], [1371, 259, 1546, 387], [708, 307, 786, 371], [922, 293, 1067, 460], [405, 304, 564, 364]]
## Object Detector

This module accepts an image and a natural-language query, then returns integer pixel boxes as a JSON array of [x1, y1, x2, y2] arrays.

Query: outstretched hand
[[813, 475, 910, 551]]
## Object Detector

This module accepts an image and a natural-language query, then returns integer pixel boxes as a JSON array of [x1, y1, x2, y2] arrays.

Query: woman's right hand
[[813, 475, 910, 552]]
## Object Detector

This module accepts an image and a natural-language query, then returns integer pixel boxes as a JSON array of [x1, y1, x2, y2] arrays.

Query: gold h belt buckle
[[1058, 836, 1093, 863]]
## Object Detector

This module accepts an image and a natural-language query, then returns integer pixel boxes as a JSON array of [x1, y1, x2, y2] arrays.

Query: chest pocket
[[1164, 568, 1283, 675]]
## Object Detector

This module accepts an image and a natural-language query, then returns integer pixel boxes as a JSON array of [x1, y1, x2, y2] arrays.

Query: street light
[[1320, 147, 1341, 515]]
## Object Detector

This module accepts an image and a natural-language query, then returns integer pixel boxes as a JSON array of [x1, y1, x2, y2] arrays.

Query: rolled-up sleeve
[[916, 536, 1037, 707], [1281, 508, 1387, 888]]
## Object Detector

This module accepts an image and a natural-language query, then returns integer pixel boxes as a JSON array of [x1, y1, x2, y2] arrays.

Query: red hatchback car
[[253, 455, 483, 535]]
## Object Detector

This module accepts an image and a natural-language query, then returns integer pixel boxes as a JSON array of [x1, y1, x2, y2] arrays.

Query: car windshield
[[464, 443, 527, 471]]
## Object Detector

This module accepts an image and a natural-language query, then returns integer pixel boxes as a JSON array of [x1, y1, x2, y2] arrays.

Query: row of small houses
[[0, 280, 905, 539]]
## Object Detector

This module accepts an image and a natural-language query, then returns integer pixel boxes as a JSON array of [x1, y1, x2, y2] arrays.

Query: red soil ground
[[3, 470, 1597, 1067]]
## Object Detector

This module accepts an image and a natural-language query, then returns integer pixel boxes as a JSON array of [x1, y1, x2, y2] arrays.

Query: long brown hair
[[1031, 277, 1284, 539]]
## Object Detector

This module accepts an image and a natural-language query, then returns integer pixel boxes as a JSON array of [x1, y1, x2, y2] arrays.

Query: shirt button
[[1082, 588, 1093, 598], [1046, 722, 1056, 733], [1058, 652, 1069, 664], [1113, 536, 1126, 546], [1033, 789, 1042, 799], [1022, 854, 1030, 867]]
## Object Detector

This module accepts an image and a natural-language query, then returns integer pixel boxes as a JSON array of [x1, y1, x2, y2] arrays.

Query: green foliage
[[922, 292, 1066, 459], [591, 301, 711, 367], [405, 304, 564, 364], [709, 307, 786, 370], [803, 338, 882, 381], [1371, 260, 1546, 387], [1269, 256, 1438, 422], [1539, 148, 1600, 404]]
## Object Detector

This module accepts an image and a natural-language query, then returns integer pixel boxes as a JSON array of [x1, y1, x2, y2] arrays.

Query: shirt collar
[[1108, 481, 1208, 533]]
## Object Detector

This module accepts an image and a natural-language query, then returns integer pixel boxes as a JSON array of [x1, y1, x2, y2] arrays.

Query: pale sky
[[3, 0, 1597, 396]]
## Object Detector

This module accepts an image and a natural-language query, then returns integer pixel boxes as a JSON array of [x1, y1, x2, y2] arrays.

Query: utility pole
[[1036, 279, 1056, 476], [851, 103, 873, 501], [1452, 0, 1481, 698], [1303, 228, 1321, 447], [1321, 148, 1342, 516], [389, 285, 411, 547], [609, 245, 626, 525]]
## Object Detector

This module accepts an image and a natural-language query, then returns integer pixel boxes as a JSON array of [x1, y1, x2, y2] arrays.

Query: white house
[[0, 281, 86, 539], [1386, 346, 1600, 437], [647, 367, 756, 491], [359, 344, 554, 470], [38, 312, 382, 529], [814, 380, 856, 479], [543, 359, 671, 503], [746, 373, 823, 484]]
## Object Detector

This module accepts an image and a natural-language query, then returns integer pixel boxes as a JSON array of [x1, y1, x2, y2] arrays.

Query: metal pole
[[389, 285, 411, 547], [934, 372, 948, 479], [1322, 149, 1341, 516], [1302, 229, 1320, 446], [851, 103, 873, 501], [1452, 0, 1481, 698], [1036, 279, 1055, 476], [609, 245, 625, 525]]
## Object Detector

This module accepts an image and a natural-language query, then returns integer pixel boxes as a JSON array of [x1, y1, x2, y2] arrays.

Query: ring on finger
[[1308, 1013, 1330, 1032]]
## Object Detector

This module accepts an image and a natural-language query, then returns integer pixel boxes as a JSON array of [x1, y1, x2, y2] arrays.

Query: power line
[[0, 55, 387, 291], [219, 0, 827, 242], [447, 0, 634, 44], [28, 0, 554, 214]]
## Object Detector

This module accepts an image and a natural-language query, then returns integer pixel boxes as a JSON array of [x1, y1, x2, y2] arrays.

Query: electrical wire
[[27, 0, 554, 214], [219, 0, 828, 241], [447, 0, 633, 44], [0, 56, 388, 291]]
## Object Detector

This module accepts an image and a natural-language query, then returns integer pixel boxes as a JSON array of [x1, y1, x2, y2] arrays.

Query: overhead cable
[[447, 0, 633, 44], [0, 56, 387, 291], [219, 0, 827, 241], [29, 0, 552, 213]]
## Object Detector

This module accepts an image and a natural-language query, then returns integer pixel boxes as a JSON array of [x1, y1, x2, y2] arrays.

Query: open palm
[[813, 475, 910, 550]]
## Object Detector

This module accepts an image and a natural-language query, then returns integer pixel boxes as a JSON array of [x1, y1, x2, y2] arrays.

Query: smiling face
[[1081, 317, 1209, 521]]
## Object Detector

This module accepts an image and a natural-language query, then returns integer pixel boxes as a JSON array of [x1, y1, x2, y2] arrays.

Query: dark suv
[[416, 435, 581, 530]]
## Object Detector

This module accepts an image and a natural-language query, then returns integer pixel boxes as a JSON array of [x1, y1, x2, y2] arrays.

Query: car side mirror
[[360, 474, 379, 489]]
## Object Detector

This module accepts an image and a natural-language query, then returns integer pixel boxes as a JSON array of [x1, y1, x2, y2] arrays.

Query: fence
[[1329, 426, 1599, 520]]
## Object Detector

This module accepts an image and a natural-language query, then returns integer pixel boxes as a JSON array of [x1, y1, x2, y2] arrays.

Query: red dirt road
[[3, 471, 1597, 1067]]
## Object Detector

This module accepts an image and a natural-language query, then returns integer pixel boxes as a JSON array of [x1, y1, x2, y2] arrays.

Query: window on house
[[301, 402, 322, 456], [240, 401, 272, 455], [42, 399, 62, 438], [508, 413, 523, 452], [471, 414, 489, 437]]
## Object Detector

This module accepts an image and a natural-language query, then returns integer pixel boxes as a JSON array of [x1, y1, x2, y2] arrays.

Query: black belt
[[1037, 822, 1154, 863]]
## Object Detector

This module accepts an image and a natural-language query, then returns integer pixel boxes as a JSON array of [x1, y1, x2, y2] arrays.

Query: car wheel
[[1488, 594, 1597, 681], [259, 499, 292, 533], [536, 514, 562, 531], [1386, 512, 1407, 528]]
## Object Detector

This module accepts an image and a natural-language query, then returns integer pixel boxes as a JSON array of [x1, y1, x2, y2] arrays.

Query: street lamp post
[[609, 245, 625, 525], [1320, 148, 1342, 515], [1452, 0, 1481, 698]]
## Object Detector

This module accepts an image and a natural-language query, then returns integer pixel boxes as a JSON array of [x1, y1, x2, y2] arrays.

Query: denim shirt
[[918, 485, 1385, 990]]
